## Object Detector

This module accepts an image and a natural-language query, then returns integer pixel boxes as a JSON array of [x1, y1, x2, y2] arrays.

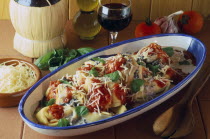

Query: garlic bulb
[[154, 10, 184, 33]]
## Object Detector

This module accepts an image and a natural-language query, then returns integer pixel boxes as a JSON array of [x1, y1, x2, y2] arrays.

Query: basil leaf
[[179, 60, 190, 65], [48, 57, 63, 67], [92, 57, 105, 64], [49, 66, 59, 72], [68, 49, 78, 58], [46, 98, 55, 106], [131, 79, 145, 93], [34, 51, 54, 70], [89, 67, 99, 77], [75, 106, 89, 117], [57, 118, 70, 127], [104, 71, 120, 82], [63, 57, 74, 64], [77, 47, 95, 55], [60, 80, 71, 85], [137, 61, 146, 66], [162, 47, 174, 57], [40, 99, 48, 107], [147, 64, 160, 76]]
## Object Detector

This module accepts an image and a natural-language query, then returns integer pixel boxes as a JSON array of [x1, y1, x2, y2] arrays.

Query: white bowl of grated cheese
[[0, 58, 41, 107]]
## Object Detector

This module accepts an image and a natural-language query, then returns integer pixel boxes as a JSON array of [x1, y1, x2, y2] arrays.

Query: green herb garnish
[[89, 67, 99, 77], [60, 80, 71, 85], [75, 106, 89, 117], [104, 71, 120, 82], [179, 60, 190, 65], [49, 66, 59, 72], [92, 57, 105, 64], [137, 61, 146, 66], [147, 64, 160, 76], [35, 47, 95, 71], [57, 118, 70, 127], [46, 98, 55, 106], [40, 99, 48, 107], [131, 79, 145, 93], [34, 51, 54, 70], [162, 47, 174, 57], [77, 47, 95, 55], [48, 57, 62, 67]]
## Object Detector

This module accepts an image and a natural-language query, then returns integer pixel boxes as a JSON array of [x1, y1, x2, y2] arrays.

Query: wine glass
[[98, 0, 132, 44]]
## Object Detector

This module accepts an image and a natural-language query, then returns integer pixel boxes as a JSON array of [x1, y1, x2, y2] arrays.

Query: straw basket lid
[[9, 0, 68, 41]]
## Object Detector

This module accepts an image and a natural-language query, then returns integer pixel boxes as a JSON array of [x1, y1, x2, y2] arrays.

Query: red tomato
[[178, 11, 203, 34], [135, 19, 161, 37]]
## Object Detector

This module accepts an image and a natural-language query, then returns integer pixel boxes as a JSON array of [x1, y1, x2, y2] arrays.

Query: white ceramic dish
[[19, 34, 206, 136]]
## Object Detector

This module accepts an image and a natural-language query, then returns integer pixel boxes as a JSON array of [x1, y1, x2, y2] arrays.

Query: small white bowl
[[18, 34, 206, 136]]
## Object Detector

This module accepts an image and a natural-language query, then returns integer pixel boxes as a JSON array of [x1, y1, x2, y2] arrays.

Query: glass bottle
[[73, 10, 101, 40], [76, 0, 98, 12]]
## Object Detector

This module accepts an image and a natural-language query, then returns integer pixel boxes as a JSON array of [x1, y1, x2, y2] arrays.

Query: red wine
[[98, 3, 132, 32]]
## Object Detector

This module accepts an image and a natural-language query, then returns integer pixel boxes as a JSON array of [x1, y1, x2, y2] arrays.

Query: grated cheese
[[0, 60, 36, 93]]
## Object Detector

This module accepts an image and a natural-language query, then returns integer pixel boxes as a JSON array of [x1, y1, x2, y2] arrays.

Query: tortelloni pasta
[[35, 43, 196, 127]]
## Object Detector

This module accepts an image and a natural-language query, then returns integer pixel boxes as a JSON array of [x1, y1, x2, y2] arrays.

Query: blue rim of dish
[[18, 33, 206, 130]]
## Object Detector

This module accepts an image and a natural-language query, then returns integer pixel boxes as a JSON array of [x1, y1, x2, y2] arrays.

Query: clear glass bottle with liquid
[[73, 0, 101, 40]]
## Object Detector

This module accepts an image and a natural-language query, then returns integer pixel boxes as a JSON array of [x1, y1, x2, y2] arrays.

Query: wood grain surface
[[150, 0, 193, 20], [0, 18, 210, 139], [1, 0, 210, 20]]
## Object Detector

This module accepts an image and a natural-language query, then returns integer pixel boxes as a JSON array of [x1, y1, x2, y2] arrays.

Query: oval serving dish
[[0, 58, 41, 107], [18, 34, 206, 136]]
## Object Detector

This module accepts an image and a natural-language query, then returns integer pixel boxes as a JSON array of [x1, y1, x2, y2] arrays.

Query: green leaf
[[63, 57, 74, 64], [89, 67, 99, 77], [57, 118, 70, 127], [131, 79, 145, 93], [75, 106, 89, 117], [179, 60, 190, 65], [162, 47, 174, 57], [147, 64, 160, 76], [49, 66, 59, 72], [46, 99, 56, 106], [104, 71, 120, 82], [60, 80, 71, 85], [48, 57, 63, 67], [92, 57, 105, 64], [77, 47, 95, 55], [34, 51, 54, 70], [68, 49, 78, 58], [40, 99, 48, 107], [137, 61, 146, 66]]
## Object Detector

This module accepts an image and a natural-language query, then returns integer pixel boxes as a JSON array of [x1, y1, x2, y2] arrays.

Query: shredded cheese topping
[[0, 60, 37, 93]]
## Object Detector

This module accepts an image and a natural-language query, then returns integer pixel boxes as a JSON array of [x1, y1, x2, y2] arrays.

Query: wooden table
[[0, 20, 209, 139]]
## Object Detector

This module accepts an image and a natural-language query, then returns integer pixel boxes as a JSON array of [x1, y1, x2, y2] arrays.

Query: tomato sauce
[[48, 104, 64, 119], [78, 64, 93, 71], [47, 81, 61, 100], [63, 87, 73, 103], [86, 79, 111, 112], [166, 68, 183, 84], [105, 56, 126, 74], [113, 83, 126, 104], [154, 79, 166, 88]]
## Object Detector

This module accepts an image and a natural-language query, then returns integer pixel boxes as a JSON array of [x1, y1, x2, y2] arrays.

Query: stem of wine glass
[[110, 32, 118, 44]]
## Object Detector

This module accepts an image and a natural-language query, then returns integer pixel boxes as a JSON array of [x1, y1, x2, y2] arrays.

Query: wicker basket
[[9, 0, 68, 58]]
